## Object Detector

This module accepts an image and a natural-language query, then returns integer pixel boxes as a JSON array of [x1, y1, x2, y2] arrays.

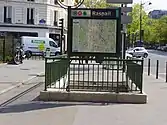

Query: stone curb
[[39, 91, 147, 104], [0, 63, 7, 67]]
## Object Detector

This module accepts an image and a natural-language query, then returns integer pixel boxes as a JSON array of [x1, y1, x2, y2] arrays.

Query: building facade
[[148, 10, 167, 19], [0, 0, 71, 40]]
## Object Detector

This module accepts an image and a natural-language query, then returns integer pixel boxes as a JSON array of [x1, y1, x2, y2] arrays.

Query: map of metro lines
[[72, 19, 117, 53]]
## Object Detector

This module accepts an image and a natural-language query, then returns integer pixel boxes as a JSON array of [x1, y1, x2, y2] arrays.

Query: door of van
[[49, 41, 58, 55]]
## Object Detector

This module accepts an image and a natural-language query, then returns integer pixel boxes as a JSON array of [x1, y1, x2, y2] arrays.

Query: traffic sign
[[121, 15, 132, 24], [121, 7, 132, 13]]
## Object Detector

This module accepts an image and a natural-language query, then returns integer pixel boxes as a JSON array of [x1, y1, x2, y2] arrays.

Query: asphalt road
[[0, 59, 44, 93], [144, 49, 167, 80]]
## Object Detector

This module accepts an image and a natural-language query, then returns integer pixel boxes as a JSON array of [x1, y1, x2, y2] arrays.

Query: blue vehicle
[[134, 40, 144, 47]]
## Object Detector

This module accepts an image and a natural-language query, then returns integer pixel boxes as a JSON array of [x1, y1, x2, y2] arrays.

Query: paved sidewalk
[[0, 60, 44, 94], [1, 72, 167, 125]]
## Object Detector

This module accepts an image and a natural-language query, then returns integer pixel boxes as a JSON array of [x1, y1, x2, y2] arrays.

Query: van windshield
[[49, 41, 58, 48]]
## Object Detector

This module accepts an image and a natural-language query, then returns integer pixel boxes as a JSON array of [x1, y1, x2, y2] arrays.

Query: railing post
[[166, 62, 167, 83], [2, 38, 5, 63], [116, 60, 120, 93], [140, 59, 144, 94], [44, 57, 47, 91], [148, 58, 150, 76], [156, 60, 159, 79]]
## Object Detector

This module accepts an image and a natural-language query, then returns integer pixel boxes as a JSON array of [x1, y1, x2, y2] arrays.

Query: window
[[49, 41, 58, 48], [4, 6, 12, 23], [139, 48, 144, 51], [27, 8, 34, 24], [134, 49, 139, 51], [54, 0, 58, 4], [54, 11, 58, 26]]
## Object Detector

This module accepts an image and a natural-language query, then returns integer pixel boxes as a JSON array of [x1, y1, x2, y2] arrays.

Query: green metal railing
[[44, 54, 69, 91], [44, 56, 144, 93], [126, 57, 143, 93]]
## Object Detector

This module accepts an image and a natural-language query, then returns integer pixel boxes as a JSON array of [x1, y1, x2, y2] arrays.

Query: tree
[[83, 0, 118, 8], [127, 4, 152, 43], [144, 16, 167, 44]]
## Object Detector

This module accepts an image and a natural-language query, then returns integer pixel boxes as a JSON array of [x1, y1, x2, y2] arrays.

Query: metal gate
[[44, 56, 143, 93]]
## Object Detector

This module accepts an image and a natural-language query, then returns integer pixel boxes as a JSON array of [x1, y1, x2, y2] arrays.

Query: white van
[[20, 36, 60, 57]]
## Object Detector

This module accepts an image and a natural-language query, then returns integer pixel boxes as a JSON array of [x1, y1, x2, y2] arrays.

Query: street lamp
[[139, 1, 152, 45]]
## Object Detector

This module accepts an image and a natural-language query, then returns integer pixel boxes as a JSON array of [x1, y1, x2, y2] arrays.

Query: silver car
[[126, 47, 148, 58]]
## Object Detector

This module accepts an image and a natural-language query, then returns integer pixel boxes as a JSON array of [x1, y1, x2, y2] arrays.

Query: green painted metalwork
[[126, 57, 143, 93], [44, 54, 69, 91], [44, 7, 144, 94], [67, 7, 122, 57], [44, 55, 143, 93]]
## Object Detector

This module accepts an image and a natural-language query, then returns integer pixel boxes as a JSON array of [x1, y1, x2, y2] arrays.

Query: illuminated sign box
[[71, 8, 120, 19], [69, 8, 122, 57], [91, 9, 119, 18]]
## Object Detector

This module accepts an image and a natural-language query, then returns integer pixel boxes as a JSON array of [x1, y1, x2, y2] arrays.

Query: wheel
[[129, 53, 133, 56], [143, 53, 148, 58], [55, 52, 60, 56], [14, 55, 20, 65], [25, 51, 32, 58], [42, 52, 46, 58]]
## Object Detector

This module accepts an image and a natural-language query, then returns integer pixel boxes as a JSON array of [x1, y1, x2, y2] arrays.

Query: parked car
[[163, 46, 167, 52], [157, 46, 161, 50], [157, 46, 167, 51], [126, 47, 148, 58]]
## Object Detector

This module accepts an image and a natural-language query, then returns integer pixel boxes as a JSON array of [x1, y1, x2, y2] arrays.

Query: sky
[[133, 0, 167, 11]]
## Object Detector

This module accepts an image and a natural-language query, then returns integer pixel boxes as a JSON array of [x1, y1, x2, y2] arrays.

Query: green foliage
[[127, 4, 152, 42], [83, 0, 118, 8], [128, 3, 167, 44], [82, 1, 167, 44]]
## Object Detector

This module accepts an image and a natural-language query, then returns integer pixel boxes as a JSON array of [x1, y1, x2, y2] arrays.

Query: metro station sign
[[91, 9, 119, 18], [71, 8, 120, 19], [71, 10, 91, 17]]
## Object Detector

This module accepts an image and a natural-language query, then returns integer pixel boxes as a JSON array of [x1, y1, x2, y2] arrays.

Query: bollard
[[166, 62, 167, 83], [156, 60, 159, 79], [2, 39, 5, 63], [148, 58, 150, 76]]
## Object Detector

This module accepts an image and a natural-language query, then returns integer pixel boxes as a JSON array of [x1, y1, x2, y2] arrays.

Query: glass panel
[[72, 19, 117, 53]]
